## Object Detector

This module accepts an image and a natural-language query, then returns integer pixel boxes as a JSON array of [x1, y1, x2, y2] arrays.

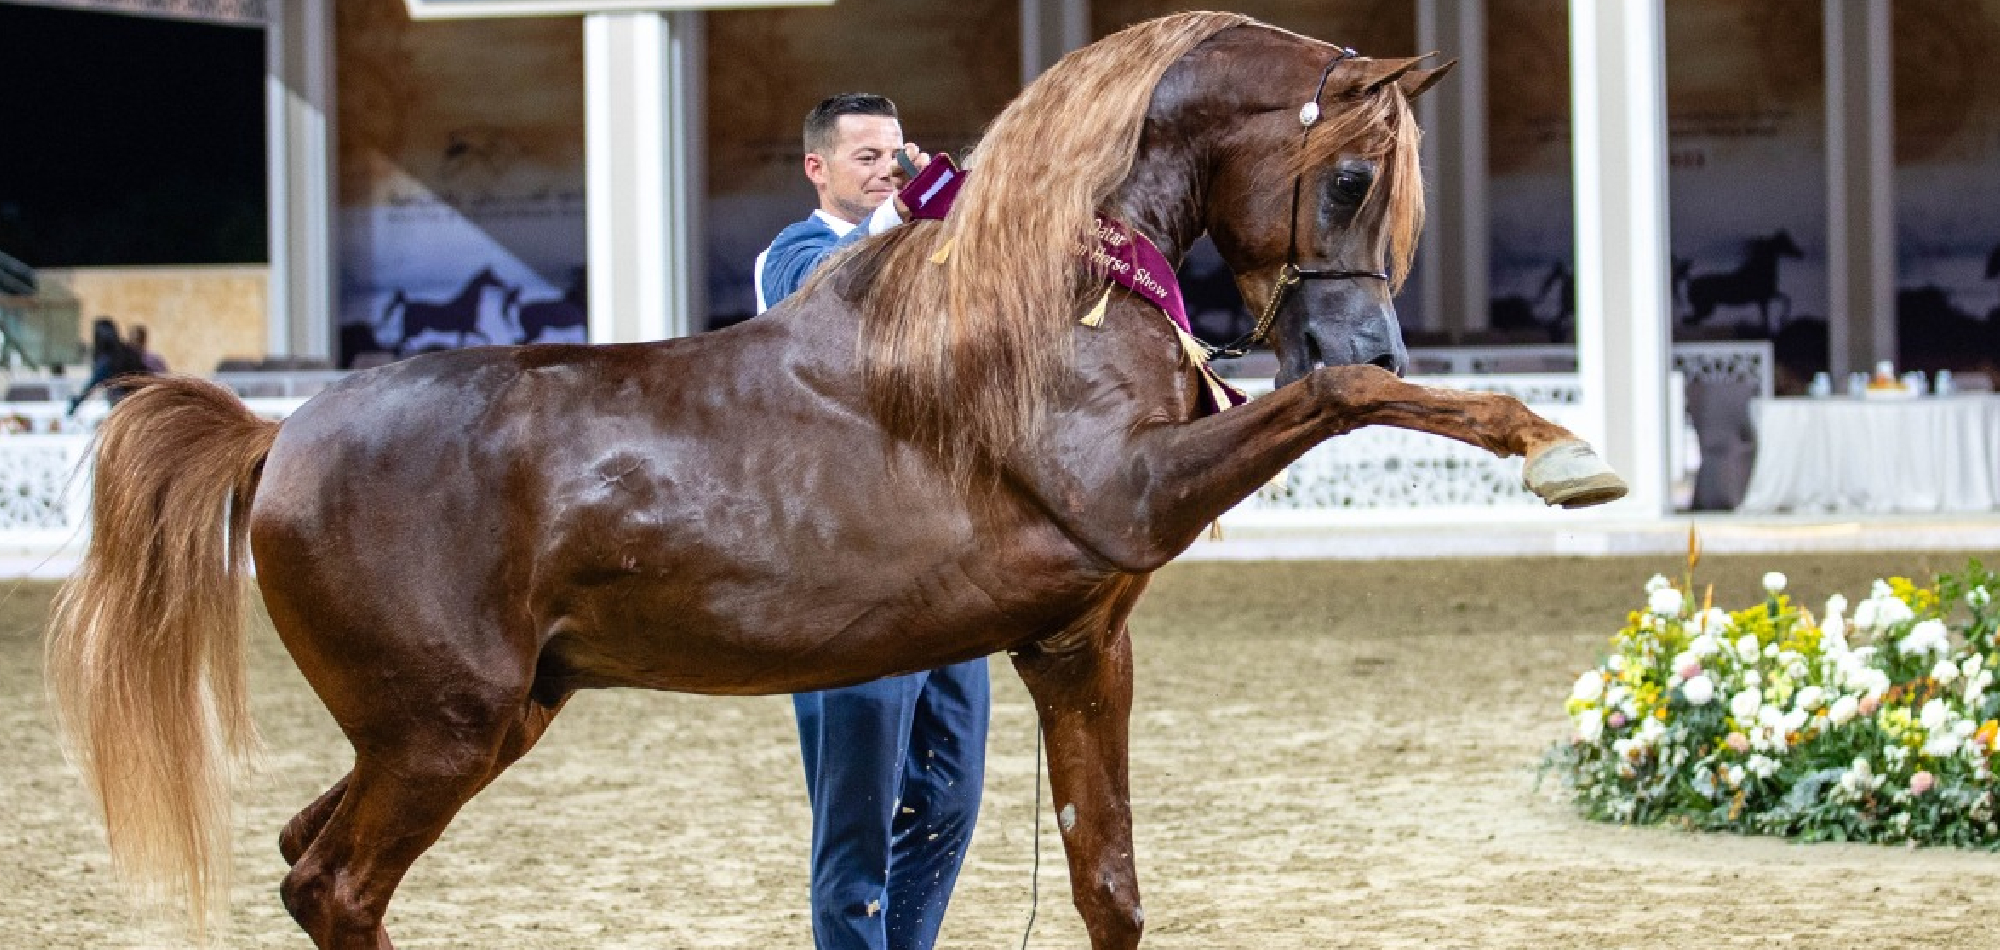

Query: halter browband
[[1212, 46, 1390, 361]]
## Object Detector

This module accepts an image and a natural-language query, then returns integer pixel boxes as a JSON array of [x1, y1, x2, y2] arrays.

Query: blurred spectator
[[129, 323, 168, 373], [66, 317, 152, 415]]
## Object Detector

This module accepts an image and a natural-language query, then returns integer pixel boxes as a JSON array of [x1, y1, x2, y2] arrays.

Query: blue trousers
[[794, 659, 990, 950]]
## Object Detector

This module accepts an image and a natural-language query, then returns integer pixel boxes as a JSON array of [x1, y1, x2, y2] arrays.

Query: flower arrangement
[[1545, 548, 2000, 847]]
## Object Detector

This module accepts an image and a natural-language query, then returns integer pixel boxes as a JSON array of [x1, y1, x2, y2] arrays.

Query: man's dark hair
[[803, 93, 897, 155]]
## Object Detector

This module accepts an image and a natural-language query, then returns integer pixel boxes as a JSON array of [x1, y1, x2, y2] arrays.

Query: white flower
[[1736, 634, 1761, 659], [1794, 685, 1826, 712], [1571, 671, 1605, 703], [1604, 684, 1631, 709], [1730, 687, 1763, 721], [1924, 731, 1963, 759], [1644, 573, 1672, 593], [1725, 764, 1747, 788], [1921, 698, 1953, 732], [1899, 619, 1950, 658], [1932, 658, 1961, 685], [1825, 593, 1848, 620], [1965, 655, 1985, 680], [1971, 586, 1992, 610], [1828, 694, 1860, 725], [1575, 707, 1605, 743], [1762, 572, 1788, 595], [1606, 654, 1626, 672], [1968, 670, 1994, 706], [1858, 669, 1892, 699], [1747, 754, 1780, 778], [1872, 579, 1893, 599], [1648, 586, 1685, 617], [1689, 633, 1720, 658], [1638, 716, 1667, 743], [1671, 650, 1702, 679], [1839, 757, 1882, 795], [1819, 615, 1848, 653], [1742, 670, 1763, 687], [1694, 608, 1732, 635], [1682, 674, 1715, 706]]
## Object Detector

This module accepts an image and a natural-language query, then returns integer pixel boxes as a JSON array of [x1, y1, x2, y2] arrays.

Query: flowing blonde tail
[[45, 377, 280, 938]]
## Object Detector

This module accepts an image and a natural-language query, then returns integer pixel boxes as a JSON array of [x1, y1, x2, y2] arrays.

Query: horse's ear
[[1356, 54, 1454, 100], [1396, 58, 1455, 101]]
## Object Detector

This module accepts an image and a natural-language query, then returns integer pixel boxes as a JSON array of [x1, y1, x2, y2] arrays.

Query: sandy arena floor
[[5, 551, 2000, 949]]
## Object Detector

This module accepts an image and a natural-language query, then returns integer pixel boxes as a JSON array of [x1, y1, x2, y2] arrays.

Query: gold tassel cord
[[929, 237, 956, 265], [1080, 287, 1112, 327]]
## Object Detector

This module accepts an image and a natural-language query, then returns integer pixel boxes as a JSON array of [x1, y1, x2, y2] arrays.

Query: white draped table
[[1738, 395, 2000, 514]]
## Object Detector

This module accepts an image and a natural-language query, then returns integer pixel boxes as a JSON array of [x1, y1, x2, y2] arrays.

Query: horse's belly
[[535, 534, 1104, 697]]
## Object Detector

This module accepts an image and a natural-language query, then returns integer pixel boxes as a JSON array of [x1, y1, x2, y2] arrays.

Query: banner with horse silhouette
[[333, 0, 588, 368]]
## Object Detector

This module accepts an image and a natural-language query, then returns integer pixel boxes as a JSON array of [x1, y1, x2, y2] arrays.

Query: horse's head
[[1181, 34, 1450, 386]]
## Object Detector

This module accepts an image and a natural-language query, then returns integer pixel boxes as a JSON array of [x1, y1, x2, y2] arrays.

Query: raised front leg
[[1015, 363, 1624, 572], [1011, 625, 1143, 950]]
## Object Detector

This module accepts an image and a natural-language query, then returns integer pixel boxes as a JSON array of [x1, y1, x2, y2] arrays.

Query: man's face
[[806, 114, 903, 224]]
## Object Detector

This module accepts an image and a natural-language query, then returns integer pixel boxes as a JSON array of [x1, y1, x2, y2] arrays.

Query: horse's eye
[[1331, 171, 1371, 203]]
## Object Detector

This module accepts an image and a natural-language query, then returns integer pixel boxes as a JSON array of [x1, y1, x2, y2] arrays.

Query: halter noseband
[[1213, 46, 1390, 360]]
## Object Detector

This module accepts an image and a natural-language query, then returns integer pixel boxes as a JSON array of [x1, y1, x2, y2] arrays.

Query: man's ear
[[803, 152, 828, 186]]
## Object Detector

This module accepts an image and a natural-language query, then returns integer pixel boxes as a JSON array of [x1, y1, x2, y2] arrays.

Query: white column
[[1569, 0, 1672, 516], [265, 0, 335, 361], [1415, 0, 1488, 335], [585, 10, 705, 344], [1825, 0, 1895, 376], [1021, 0, 1088, 84]]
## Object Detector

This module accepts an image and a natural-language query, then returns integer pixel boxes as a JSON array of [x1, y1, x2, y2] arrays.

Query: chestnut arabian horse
[[47, 14, 1625, 949]]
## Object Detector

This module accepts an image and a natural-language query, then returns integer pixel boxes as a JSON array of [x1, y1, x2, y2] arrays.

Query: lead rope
[[1020, 721, 1043, 950]]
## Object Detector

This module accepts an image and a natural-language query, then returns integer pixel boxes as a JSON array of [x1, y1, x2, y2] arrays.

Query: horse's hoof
[[1523, 441, 1628, 508]]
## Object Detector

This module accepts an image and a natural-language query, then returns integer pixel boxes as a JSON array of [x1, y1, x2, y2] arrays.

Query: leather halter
[[1212, 47, 1390, 360]]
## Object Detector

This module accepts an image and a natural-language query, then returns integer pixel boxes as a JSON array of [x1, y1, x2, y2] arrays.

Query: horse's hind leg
[[279, 690, 565, 949], [277, 693, 564, 869]]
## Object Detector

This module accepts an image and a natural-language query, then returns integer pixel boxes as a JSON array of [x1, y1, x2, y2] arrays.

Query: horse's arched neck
[[1104, 140, 1206, 270]]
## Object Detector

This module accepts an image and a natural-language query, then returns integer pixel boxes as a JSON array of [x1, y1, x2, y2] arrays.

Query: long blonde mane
[[828, 12, 1425, 477]]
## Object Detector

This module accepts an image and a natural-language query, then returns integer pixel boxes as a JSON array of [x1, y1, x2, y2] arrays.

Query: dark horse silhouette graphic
[[376, 267, 511, 353], [1678, 229, 1804, 332], [1488, 261, 1572, 340], [504, 267, 588, 344]]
